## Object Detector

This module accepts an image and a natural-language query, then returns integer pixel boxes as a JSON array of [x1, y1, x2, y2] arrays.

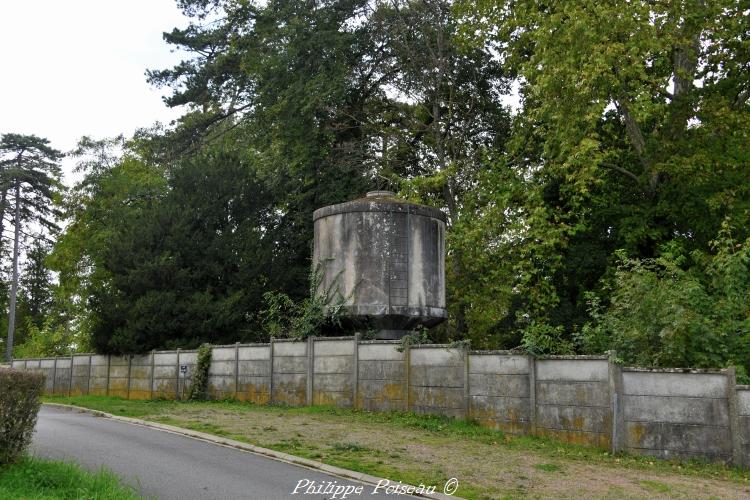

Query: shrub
[[0, 369, 45, 464]]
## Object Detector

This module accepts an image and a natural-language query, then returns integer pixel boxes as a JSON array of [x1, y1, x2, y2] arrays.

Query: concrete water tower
[[312, 191, 447, 339]]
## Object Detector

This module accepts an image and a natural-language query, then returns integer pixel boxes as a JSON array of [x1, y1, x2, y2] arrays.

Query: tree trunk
[[0, 186, 8, 254], [5, 181, 21, 362]]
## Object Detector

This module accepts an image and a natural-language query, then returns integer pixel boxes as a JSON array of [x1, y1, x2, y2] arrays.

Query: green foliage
[[451, 0, 750, 366], [578, 223, 750, 380], [13, 317, 80, 359], [39, 0, 750, 378], [0, 368, 45, 464], [188, 343, 212, 401], [19, 240, 54, 330], [396, 327, 431, 352], [260, 264, 347, 339], [0, 456, 140, 499]]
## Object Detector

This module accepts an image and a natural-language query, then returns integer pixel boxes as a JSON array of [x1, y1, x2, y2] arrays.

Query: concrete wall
[[237, 344, 271, 404], [468, 352, 530, 434], [313, 338, 355, 407], [357, 342, 406, 411], [535, 356, 612, 448], [409, 346, 465, 419], [620, 368, 733, 462], [12, 338, 749, 468], [129, 354, 152, 400], [272, 340, 308, 406]]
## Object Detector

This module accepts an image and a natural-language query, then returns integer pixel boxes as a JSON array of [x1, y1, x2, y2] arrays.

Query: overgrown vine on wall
[[188, 343, 211, 401]]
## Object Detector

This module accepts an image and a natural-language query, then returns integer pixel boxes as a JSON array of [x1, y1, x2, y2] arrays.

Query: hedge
[[0, 368, 45, 465]]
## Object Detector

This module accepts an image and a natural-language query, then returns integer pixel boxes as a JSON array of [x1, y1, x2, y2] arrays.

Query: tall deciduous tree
[[456, 0, 750, 356]]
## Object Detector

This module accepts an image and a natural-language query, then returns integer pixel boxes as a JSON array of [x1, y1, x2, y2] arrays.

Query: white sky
[[0, 0, 191, 185]]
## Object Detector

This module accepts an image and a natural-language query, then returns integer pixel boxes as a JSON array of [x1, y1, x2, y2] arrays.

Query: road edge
[[42, 402, 460, 500]]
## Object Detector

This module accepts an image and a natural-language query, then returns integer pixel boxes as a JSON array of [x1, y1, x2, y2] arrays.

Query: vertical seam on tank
[[406, 204, 410, 310], [387, 205, 392, 314]]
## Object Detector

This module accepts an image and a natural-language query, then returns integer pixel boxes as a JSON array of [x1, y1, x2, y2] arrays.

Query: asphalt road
[[32, 406, 417, 500]]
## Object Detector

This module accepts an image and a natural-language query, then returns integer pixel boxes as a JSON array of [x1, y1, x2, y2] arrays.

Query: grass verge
[[0, 455, 141, 499], [44, 395, 750, 499]]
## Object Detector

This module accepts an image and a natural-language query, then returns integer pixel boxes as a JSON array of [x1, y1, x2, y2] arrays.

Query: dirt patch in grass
[[46, 397, 750, 500]]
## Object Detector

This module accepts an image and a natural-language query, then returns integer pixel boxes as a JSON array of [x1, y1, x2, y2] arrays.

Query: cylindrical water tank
[[312, 191, 446, 339]]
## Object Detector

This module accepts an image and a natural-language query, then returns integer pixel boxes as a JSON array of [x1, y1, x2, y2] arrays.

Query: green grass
[[533, 463, 562, 473], [638, 479, 673, 494], [0, 456, 141, 499]]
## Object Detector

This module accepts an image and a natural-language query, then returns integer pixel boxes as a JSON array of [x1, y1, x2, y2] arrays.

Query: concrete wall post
[[235, 342, 240, 398], [126, 355, 132, 399], [528, 354, 537, 435], [269, 338, 275, 404], [306, 336, 314, 406], [608, 352, 624, 454], [86, 354, 92, 396], [463, 347, 470, 419], [105, 355, 111, 396], [149, 351, 155, 400], [404, 344, 411, 412], [68, 354, 74, 396], [727, 367, 743, 467], [353, 334, 360, 409], [175, 348, 181, 400], [52, 357, 58, 396]]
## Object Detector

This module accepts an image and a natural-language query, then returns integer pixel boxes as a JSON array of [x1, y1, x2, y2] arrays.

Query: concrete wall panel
[[622, 371, 727, 398], [409, 386, 464, 410], [239, 346, 270, 360], [211, 347, 235, 361], [625, 421, 731, 457], [359, 360, 404, 380], [470, 395, 530, 434], [537, 405, 611, 434], [209, 360, 235, 376], [737, 389, 750, 415], [314, 340, 354, 356], [536, 359, 608, 381], [410, 348, 462, 366], [273, 373, 307, 406], [90, 355, 108, 366], [153, 365, 176, 378], [358, 344, 403, 361], [72, 355, 90, 366], [179, 352, 197, 364], [469, 355, 529, 375], [237, 376, 270, 404], [623, 395, 729, 426], [469, 373, 529, 398], [314, 356, 353, 374], [536, 381, 609, 407], [273, 356, 307, 374], [410, 365, 464, 388], [239, 360, 270, 377], [274, 342, 307, 357]]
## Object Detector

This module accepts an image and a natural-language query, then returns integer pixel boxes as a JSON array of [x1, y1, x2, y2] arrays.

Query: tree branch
[[601, 163, 639, 183], [614, 98, 650, 170]]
